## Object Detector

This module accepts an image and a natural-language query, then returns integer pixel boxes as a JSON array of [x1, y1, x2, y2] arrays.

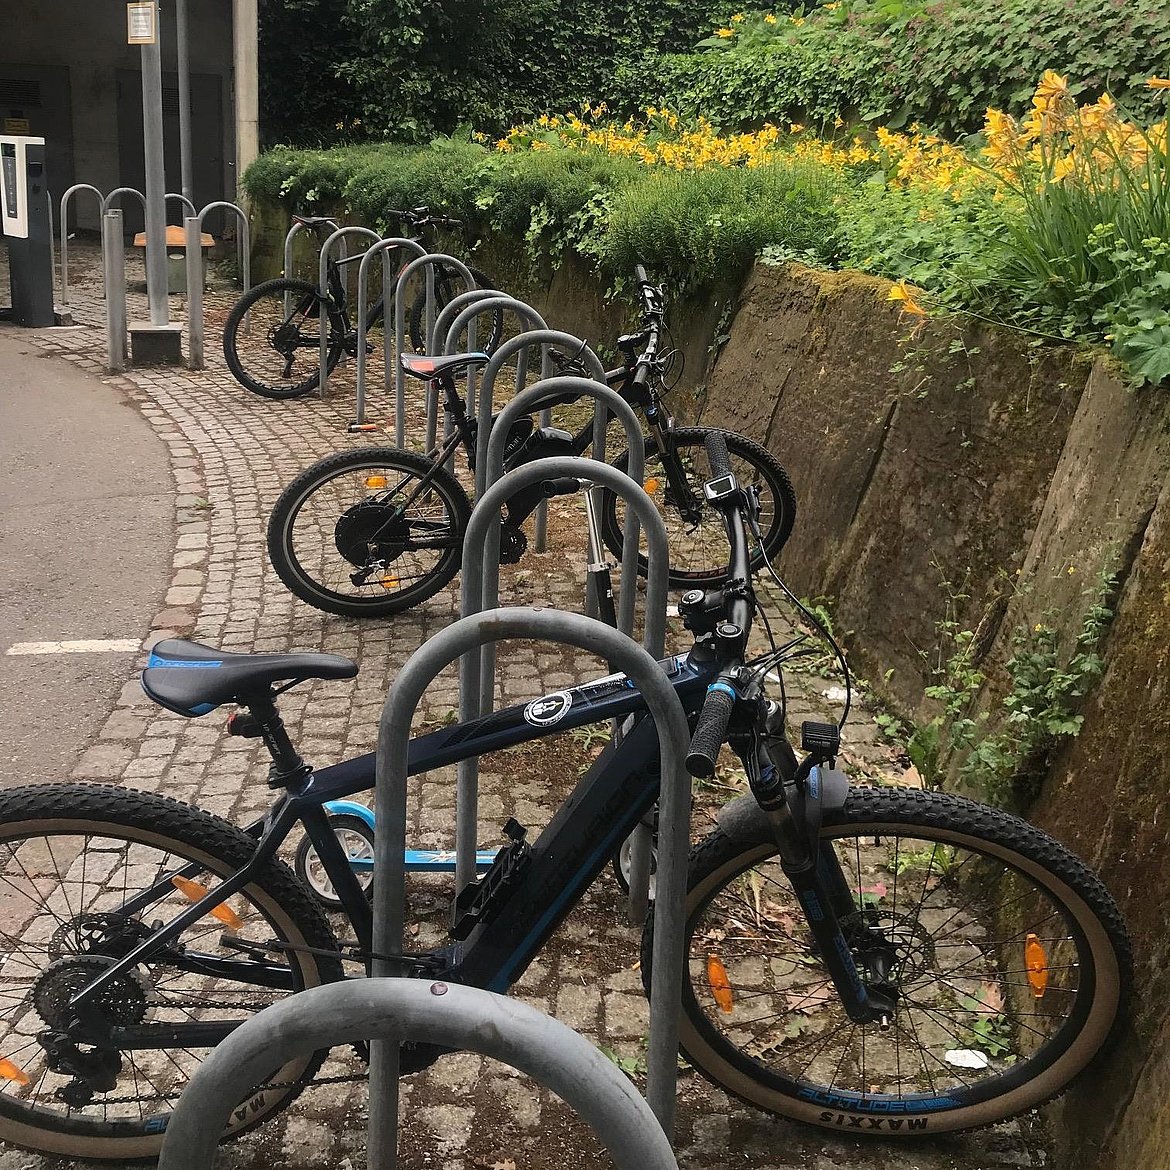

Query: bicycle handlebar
[[685, 431, 756, 779]]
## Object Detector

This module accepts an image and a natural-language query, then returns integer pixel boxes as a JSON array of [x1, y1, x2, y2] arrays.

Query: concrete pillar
[[232, 0, 259, 197]]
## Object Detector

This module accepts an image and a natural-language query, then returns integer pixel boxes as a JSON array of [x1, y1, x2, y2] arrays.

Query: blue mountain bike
[[0, 436, 1130, 1159]]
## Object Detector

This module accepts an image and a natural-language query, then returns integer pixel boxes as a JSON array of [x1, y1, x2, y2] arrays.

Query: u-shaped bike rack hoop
[[58, 184, 104, 305], [369, 606, 692, 1157], [391, 253, 475, 446], [317, 226, 382, 399], [352, 237, 428, 430], [456, 455, 665, 917], [155, 980, 678, 1170], [184, 202, 252, 371]]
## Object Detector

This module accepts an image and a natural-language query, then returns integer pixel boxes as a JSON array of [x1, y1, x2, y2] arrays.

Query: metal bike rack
[[427, 287, 507, 444], [156, 981, 678, 1170], [167, 192, 197, 220], [102, 208, 128, 372], [282, 218, 311, 283], [317, 226, 382, 400], [369, 606, 692, 1155], [391, 253, 475, 446], [58, 183, 104, 306], [184, 203, 253, 371], [459, 451, 663, 923], [352, 237, 428, 431], [197, 201, 250, 293], [100, 186, 146, 216]]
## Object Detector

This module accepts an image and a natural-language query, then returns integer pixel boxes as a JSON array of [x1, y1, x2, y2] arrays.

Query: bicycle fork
[[745, 709, 898, 1026]]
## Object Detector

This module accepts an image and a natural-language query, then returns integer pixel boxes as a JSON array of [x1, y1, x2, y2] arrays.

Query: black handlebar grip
[[686, 685, 736, 778], [634, 264, 649, 284], [540, 477, 581, 498], [704, 430, 733, 480]]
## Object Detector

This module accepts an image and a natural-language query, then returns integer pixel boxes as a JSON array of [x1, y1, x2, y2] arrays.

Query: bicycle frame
[[68, 651, 714, 1051]]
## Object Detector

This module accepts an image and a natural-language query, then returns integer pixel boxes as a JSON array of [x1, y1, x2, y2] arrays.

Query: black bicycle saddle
[[141, 638, 357, 718]]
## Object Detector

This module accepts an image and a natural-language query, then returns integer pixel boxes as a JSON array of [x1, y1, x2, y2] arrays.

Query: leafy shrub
[[645, 0, 1170, 136]]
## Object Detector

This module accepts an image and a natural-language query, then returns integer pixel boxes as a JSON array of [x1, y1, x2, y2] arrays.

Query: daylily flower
[[888, 280, 927, 316]]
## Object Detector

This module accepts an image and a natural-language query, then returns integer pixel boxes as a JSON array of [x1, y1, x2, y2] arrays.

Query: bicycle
[[0, 434, 1130, 1158], [265, 266, 798, 617], [221, 207, 503, 401]]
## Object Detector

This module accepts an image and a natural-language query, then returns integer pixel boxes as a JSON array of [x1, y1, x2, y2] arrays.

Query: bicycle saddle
[[141, 638, 358, 718], [291, 214, 337, 229], [400, 352, 490, 381]]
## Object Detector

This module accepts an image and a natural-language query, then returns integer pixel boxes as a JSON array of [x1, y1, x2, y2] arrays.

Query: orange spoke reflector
[[171, 876, 244, 931], [643, 477, 661, 495], [706, 953, 734, 1013], [379, 576, 400, 590], [0, 1059, 29, 1085], [1025, 932, 1049, 998], [365, 475, 388, 489]]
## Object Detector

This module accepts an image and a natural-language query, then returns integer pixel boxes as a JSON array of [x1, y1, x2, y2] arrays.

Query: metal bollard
[[102, 209, 127, 372], [184, 216, 203, 369]]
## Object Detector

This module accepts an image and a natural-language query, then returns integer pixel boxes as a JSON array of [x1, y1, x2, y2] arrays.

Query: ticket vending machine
[[1, 134, 54, 327]]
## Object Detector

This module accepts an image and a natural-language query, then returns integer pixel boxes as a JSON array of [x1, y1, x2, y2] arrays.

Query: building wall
[[1, 0, 235, 232]]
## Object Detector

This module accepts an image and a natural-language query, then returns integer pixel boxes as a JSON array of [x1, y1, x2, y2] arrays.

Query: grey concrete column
[[176, 0, 194, 204], [232, 0, 260, 198]]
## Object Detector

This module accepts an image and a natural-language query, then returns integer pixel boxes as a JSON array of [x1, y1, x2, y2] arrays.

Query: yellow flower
[[715, 26, 734, 37], [1147, 77, 1170, 89], [731, 12, 744, 22], [763, 12, 777, 22], [1034, 69, 1069, 107], [834, 114, 845, 128], [888, 280, 927, 316], [790, 14, 805, 24]]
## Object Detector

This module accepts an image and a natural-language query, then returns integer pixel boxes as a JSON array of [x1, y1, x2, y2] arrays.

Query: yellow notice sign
[[2, 118, 30, 135], [127, 2, 157, 44]]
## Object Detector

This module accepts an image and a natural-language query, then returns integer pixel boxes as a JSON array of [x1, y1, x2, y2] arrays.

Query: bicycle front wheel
[[0, 784, 344, 1160], [645, 787, 1129, 1135], [223, 277, 343, 399], [601, 427, 796, 587], [267, 446, 472, 618]]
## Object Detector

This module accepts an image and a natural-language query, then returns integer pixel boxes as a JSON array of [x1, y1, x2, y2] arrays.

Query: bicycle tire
[[223, 277, 343, 400], [642, 787, 1129, 1135], [600, 427, 797, 588], [407, 265, 503, 355], [267, 446, 472, 618], [0, 783, 344, 1159], [295, 814, 375, 910]]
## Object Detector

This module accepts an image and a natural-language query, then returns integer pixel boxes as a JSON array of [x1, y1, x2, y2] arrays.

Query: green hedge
[[243, 140, 844, 288], [631, 0, 1170, 134]]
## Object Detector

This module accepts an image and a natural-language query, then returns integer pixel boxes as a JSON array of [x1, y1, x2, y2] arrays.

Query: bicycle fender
[[716, 770, 849, 845], [322, 800, 376, 831]]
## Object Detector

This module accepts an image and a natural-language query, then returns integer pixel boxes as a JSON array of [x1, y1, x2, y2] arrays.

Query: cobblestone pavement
[[0, 244, 1039, 1170]]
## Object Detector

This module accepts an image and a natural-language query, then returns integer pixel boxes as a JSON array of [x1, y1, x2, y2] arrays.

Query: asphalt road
[[0, 327, 171, 786]]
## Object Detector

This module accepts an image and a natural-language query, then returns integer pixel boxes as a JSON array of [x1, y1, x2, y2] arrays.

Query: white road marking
[[5, 639, 142, 656]]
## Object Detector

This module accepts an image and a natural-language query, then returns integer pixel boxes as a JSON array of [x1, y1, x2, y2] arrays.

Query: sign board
[[127, 2, 158, 44], [2, 118, 30, 135], [0, 136, 45, 239]]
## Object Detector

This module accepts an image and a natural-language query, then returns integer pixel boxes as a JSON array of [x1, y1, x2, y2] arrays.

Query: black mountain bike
[[222, 207, 502, 401], [266, 267, 798, 616], [0, 434, 1129, 1158]]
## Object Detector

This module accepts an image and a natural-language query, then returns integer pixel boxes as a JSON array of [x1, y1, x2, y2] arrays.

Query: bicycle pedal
[[800, 720, 840, 756]]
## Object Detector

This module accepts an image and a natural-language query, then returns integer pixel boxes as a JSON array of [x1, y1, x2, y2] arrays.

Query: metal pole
[[176, 0, 193, 204], [184, 216, 203, 369], [102, 209, 128, 372], [140, 10, 169, 326]]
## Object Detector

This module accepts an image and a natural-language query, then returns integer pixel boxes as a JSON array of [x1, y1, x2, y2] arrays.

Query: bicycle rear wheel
[[408, 265, 504, 355], [223, 278, 343, 399], [645, 787, 1129, 1135], [267, 446, 472, 618], [0, 784, 344, 1159]]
